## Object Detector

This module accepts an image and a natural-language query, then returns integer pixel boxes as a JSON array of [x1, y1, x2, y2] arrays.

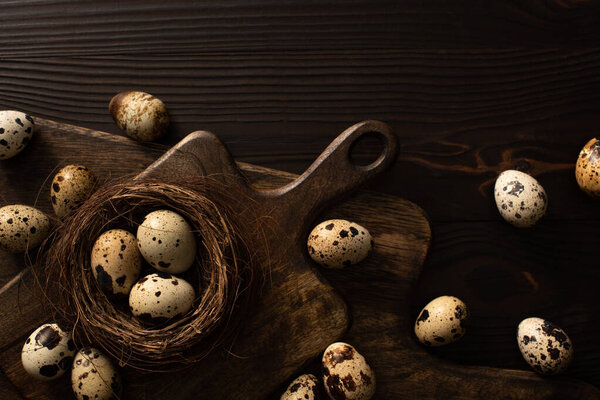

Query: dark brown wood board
[[1, 118, 599, 399]]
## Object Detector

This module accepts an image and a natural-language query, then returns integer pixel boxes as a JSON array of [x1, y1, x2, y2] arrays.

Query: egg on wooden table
[[575, 138, 600, 198], [109, 91, 170, 141], [21, 323, 75, 380], [91, 229, 142, 297], [137, 209, 197, 274], [322, 342, 375, 400], [129, 272, 195, 324], [71, 347, 121, 400], [51, 164, 97, 218], [307, 219, 373, 269], [0, 204, 51, 253], [414, 295, 468, 347], [494, 170, 548, 228], [517, 317, 574, 375], [0, 110, 34, 160], [280, 374, 321, 400]]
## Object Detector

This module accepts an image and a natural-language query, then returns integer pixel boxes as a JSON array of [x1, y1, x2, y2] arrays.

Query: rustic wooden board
[[1, 118, 599, 399]]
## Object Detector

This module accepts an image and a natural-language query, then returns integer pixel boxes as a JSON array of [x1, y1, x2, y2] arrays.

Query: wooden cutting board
[[1, 119, 598, 399]]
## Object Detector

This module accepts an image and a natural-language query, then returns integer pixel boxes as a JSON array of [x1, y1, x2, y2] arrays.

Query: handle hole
[[349, 131, 386, 168]]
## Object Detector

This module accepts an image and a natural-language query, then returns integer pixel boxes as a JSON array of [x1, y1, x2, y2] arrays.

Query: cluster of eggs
[[21, 323, 121, 400], [280, 342, 375, 400]]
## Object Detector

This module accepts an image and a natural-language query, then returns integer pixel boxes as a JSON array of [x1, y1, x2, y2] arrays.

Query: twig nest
[[109, 91, 169, 142], [414, 295, 468, 347], [0, 110, 34, 160], [307, 219, 373, 268], [575, 138, 600, 198], [137, 209, 197, 274], [71, 347, 122, 400], [494, 170, 547, 228], [51, 164, 97, 218], [0, 204, 50, 253], [280, 374, 321, 400], [21, 323, 75, 380], [91, 229, 142, 296], [322, 342, 375, 400], [517, 317, 574, 375]]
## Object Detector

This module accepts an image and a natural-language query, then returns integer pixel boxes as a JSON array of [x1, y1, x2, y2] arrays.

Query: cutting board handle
[[262, 120, 397, 233]]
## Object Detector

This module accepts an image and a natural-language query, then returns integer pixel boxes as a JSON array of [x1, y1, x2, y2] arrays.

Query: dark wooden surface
[[1, 1, 600, 398]]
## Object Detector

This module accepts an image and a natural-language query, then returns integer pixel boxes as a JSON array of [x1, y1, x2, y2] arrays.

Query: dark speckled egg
[[414, 295, 468, 347], [280, 374, 321, 400], [0, 110, 34, 160], [575, 138, 600, 198], [322, 342, 375, 400], [0, 204, 51, 253], [50, 164, 97, 218], [494, 170, 547, 228], [21, 323, 75, 381], [517, 317, 573, 375], [307, 219, 373, 269], [71, 347, 121, 400]]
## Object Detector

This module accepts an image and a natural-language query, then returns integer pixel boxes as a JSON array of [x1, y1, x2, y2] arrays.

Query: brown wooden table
[[1, 1, 600, 398]]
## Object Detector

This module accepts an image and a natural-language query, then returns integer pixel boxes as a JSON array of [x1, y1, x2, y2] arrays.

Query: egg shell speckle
[[0, 205, 51, 253], [307, 219, 373, 269], [414, 295, 468, 347], [575, 138, 600, 198], [51, 164, 97, 218], [21, 323, 75, 381], [322, 342, 375, 400], [280, 374, 321, 400], [517, 317, 574, 375], [109, 91, 169, 141], [129, 272, 195, 324], [0, 110, 34, 160], [137, 209, 197, 274], [71, 347, 121, 400], [91, 229, 142, 296], [494, 170, 547, 228]]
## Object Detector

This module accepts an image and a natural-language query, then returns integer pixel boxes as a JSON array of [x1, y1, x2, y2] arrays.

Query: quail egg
[[0, 110, 34, 160], [109, 91, 169, 141], [51, 164, 97, 218], [0, 204, 51, 253], [307, 219, 373, 269], [280, 374, 321, 400], [322, 342, 375, 400], [21, 323, 75, 380], [91, 229, 142, 297], [129, 272, 195, 324], [517, 317, 573, 375], [137, 210, 197, 274], [414, 295, 468, 347], [71, 347, 121, 400], [494, 170, 547, 228], [575, 138, 600, 198]]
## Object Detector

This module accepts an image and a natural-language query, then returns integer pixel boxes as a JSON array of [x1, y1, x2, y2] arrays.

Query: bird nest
[[37, 177, 268, 371]]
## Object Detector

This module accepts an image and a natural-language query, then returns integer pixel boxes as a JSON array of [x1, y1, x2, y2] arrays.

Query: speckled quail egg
[[414, 295, 468, 347], [91, 229, 142, 297], [517, 317, 573, 375], [51, 164, 97, 218], [494, 170, 547, 228], [575, 138, 600, 198], [109, 91, 169, 141], [71, 347, 121, 400], [137, 210, 197, 274], [129, 272, 195, 324], [322, 342, 375, 400], [0, 110, 34, 160], [280, 374, 321, 400], [21, 323, 75, 380], [307, 219, 373, 269], [0, 205, 50, 253]]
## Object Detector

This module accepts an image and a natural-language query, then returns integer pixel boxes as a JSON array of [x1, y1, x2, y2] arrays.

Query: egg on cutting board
[[137, 209, 197, 274], [517, 317, 574, 375], [71, 347, 122, 400], [109, 91, 170, 142], [129, 272, 195, 324], [322, 342, 375, 400], [494, 170, 547, 228], [280, 374, 321, 400], [91, 229, 142, 297], [21, 323, 76, 380], [0, 110, 34, 160], [414, 295, 468, 347], [50, 164, 97, 218], [307, 219, 373, 269], [575, 138, 600, 198], [0, 204, 51, 253]]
